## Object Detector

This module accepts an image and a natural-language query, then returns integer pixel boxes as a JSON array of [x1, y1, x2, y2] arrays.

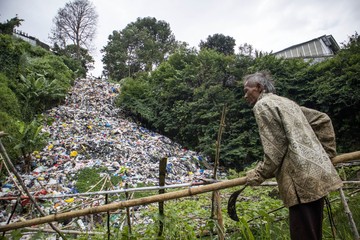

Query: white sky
[[1, 0, 359, 77]]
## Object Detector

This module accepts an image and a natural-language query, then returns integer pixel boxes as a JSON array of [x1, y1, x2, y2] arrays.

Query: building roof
[[273, 35, 340, 59]]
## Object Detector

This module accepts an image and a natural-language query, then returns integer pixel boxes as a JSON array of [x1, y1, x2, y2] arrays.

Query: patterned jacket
[[246, 93, 343, 207]]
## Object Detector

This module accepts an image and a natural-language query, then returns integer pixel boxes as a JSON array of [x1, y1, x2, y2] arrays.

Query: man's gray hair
[[243, 70, 276, 93]]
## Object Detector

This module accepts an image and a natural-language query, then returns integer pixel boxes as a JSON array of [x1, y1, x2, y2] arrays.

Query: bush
[[0, 34, 31, 79], [25, 54, 73, 88], [0, 78, 21, 119], [60, 55, 86, 78], [0, 111, 21, 162]]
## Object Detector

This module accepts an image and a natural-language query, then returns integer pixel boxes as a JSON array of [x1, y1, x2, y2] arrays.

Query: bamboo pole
[[158, 157, 167, 237], [0, 176, 247, 232], [125, 183, 132, 235], [338, 188, 360, 240], [332, 151, 360, 165], [8, 182, 197, 199], [105, 193, 110, 240], [211, 105, 227, 240], [0, 136, 67, 239], [20, 227, 102, 235], [1, 151, 359, 232], [8, 179, 357, 202]]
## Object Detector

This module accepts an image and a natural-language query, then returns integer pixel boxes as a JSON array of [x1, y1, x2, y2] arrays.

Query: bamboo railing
[[0, 151, 359, 232]]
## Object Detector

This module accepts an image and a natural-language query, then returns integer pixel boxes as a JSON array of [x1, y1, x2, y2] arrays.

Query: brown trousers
[[289, 198, 325, 240]]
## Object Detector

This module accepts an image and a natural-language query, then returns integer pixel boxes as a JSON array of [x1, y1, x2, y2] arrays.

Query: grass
[[67, 167, 360, 239], [8, 166, 359, 239]]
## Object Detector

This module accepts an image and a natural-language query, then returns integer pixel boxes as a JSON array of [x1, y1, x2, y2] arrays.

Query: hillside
[[0, 77, 218, 233]]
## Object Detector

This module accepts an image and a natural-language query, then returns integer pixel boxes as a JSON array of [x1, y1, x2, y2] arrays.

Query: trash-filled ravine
[[0, 77, 223, 236]]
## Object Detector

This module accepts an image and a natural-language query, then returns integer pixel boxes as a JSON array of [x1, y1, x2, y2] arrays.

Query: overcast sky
[[1, 0, 359, 77]]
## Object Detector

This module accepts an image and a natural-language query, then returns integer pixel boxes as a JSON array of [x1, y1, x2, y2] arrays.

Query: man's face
[[243, 81, 262, 105]]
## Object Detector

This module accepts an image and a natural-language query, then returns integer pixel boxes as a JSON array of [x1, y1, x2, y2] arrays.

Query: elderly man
[[243, 71, 343, 240]]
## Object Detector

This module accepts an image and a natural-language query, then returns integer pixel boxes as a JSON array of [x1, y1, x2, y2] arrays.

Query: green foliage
[[118, 32, 360, 169], [118, 48, 261, 169], [24, 54, 73, 86], [328, 191, 360, 240], [116, 195, 211, 239], [0, 111, 21, 161], [309, 36, 360, 153], [0, 34, 30, 79], [15, 72, 68, 119], [0, 79, 21, 119], [199, 33, 236, 55], [53, 44, 93, 77], [27, 45, 49, 58], [76, 167, 111, 192], [102, 17, 178, 80], [75, 167, 127, 193], [0, 34, 76, 165], [0, 16, 23, 35], [13, 118, 48, 161], [60, 54, 85, 78]]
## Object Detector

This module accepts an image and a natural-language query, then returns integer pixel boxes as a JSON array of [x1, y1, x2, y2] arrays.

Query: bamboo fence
[[1, 129, 359, 238]]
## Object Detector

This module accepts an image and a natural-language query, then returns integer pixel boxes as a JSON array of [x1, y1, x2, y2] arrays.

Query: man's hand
[[246, 169, 265, 186]]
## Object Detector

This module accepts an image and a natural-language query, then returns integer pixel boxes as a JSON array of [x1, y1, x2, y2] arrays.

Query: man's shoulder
[[257, 93, 291, 106], [255, 94, 300, 115]]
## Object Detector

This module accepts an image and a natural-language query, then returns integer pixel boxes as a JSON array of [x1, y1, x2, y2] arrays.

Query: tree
[[238, 43, 269, 58], [238, 43, 254, 57], [53, 43, 94, 75], [102, 17, 178, 80], [50, 0, 98, 61], [199, 33, 236, 55], [0, 16, 23, 35]]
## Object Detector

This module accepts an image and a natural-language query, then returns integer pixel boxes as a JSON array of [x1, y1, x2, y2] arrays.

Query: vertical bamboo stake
[[106, 193, 110, 240], [90, 206, 94, 230], [125, 183, 132, 235], [158, 157, 167, 237], [0, 159, 3, 176], [0, 133, 67, 240], [211, 105, 227, 240], [339, 188, 359, 240]]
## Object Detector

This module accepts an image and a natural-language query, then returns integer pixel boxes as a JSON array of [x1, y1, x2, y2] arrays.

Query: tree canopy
[[101, 17, 178, 80], [199, 33, 236, 55]]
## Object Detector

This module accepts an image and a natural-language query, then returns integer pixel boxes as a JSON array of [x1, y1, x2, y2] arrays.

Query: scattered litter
[[0, 77, 220, 232]]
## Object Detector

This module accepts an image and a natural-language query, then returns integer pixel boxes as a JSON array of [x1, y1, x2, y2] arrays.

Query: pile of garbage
[[0, 77, 220, 232]]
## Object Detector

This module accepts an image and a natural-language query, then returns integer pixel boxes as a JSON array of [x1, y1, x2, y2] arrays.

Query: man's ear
[[256, 83, 264, 92]]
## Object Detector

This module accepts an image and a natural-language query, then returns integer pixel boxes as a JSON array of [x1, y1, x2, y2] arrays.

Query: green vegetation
[[101, 17, 179, 80], [75, 167, 121, 193], [0, 11, 93, 165], [40, 167, 359, 239], [115, 32, 360, 170], [0, 13, 359, 239], [0, 30, 78, 165]]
